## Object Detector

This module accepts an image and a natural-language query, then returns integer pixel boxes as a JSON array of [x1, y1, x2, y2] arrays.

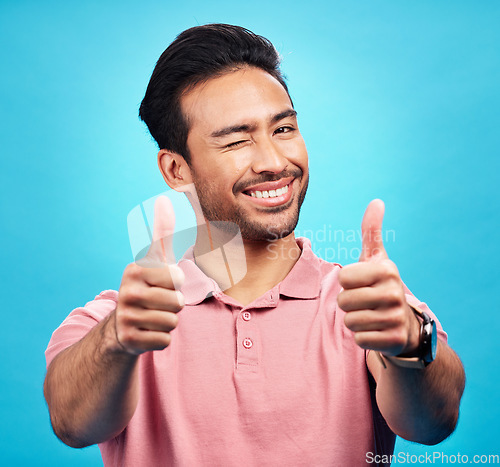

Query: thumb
[[360, 199, 388, 262], [145, 195, 176, 265]]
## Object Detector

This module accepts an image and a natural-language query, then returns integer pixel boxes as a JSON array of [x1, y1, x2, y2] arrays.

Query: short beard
[[192, 171, 309, 242]]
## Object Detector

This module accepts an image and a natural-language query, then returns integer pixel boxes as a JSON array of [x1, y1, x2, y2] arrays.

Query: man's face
[[181, 66, 309, 241]]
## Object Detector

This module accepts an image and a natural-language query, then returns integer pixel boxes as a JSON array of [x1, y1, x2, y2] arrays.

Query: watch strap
[[377, 305, 432, 369]]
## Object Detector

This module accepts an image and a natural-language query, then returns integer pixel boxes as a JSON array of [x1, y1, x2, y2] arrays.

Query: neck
[[193, 224, 301, 306]]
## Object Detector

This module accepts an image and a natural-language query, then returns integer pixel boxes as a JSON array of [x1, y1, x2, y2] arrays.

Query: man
[[44, 24, 465, 466]]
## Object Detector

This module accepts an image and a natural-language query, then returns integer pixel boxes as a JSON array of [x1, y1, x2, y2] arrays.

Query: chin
[[196, 174, 308, 242], [237, 212, 300, 241]]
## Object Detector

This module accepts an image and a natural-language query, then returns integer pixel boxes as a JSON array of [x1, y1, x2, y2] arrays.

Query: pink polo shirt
[[45, 238, 446, 466]]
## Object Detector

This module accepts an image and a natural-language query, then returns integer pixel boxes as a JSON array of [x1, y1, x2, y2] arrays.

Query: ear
[[157, 149, 193, 191]]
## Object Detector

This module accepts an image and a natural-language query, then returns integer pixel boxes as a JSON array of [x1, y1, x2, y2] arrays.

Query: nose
[[251, 136, 288, 174]]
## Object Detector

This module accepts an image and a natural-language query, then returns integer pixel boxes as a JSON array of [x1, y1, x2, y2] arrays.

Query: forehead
[[181, 66, 293, 136]]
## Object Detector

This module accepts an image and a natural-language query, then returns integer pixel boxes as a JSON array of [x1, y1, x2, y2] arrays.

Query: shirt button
[[242, 311, 251, 321], [242, 338, 253, 349]]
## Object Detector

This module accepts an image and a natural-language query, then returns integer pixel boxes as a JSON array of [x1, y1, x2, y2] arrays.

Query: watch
[[379, 306, 437, 369]]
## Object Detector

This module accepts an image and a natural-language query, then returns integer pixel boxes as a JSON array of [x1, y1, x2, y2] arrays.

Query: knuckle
[[377, 262, 391, 277], [383, 325, 406, 349], [124, 262, 142, 280], [392, 328, 407, 348], [381, 260, 399, 279], [117, 307, 136, 327], [384, 308, 403, 326], [122, 285, 143, 304], [117, 328, 136, 347], [384, 289, 402, 305]]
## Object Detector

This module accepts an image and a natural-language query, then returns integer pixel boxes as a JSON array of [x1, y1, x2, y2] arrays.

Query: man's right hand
[[45, 195, 185, 447], [112, 196, 185, 355]]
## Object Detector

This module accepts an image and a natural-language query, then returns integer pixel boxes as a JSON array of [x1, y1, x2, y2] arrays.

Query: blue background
[[1, 0, 498, 464]]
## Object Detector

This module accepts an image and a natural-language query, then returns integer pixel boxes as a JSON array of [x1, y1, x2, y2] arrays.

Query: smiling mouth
[[241, 178, 294, 207], [247, 184, 289, 199]]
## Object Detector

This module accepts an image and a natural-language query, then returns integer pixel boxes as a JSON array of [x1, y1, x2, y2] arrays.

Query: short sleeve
[[403, 284, 448, 343], [45, 290, 119, 367]]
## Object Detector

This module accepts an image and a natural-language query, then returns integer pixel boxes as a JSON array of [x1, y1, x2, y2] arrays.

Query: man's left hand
[[337, 199, 420, 357]]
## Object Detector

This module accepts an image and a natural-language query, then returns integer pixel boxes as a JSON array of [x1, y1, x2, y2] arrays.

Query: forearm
[[371, 339, 465, 445], [44, 311, 139, 448]]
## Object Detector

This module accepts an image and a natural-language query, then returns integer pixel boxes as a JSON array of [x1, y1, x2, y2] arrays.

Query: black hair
[[138, 23, 291, 164]]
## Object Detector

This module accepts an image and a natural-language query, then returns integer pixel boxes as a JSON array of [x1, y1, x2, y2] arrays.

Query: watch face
[[430, 320, 437, 360]]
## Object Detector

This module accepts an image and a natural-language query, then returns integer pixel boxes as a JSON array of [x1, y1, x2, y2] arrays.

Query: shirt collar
[[278, 237, 321, 299], [178, 237, 322, 305], [178, 247, 220, 305]]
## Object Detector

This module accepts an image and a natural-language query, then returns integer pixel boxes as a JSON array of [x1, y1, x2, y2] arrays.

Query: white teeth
[[249, 184, 289, 199]]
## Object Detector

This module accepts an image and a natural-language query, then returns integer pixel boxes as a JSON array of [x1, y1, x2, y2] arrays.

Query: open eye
[[274, 126, 295, 135]]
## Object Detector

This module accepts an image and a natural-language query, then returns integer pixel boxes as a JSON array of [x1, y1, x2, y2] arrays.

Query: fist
[[337, 200, 419, 357], [113, 196, 185, 355]]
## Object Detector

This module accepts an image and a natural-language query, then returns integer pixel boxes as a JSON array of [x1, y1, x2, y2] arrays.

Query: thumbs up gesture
[[337, 200, 420, 357], [112, 196, 185, 355]]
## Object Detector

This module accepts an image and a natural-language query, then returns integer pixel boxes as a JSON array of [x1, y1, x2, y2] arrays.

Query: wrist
[[396, 304, 422, 358], [379, 305, 437, 369], [99, 311, 138, 361]]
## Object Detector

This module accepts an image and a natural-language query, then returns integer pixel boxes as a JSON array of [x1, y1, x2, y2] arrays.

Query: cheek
[[217, 156, 253, 187], [208, 162, 246, 197], [284, 138, 309, 167], [232, 160, 250, 178]]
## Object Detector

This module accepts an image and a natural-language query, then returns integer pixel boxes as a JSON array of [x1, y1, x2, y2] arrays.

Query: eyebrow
[[210, 109, 298, 139]]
